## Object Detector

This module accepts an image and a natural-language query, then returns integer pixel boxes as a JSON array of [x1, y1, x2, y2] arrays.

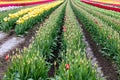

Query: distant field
[[0, 0, 52, 7], [0, 0, 42, 1], [92, 0, 120, 4], [0, 0, 44, 4]]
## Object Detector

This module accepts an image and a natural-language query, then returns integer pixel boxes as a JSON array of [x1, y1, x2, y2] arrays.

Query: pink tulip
[[65, 64, 70, 70], [5, 54, 9, 61]]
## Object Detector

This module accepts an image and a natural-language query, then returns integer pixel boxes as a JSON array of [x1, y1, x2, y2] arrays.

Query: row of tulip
[[80, 0, 120, 19], [91, 0, 120, 6], [71, 0, 120, 73], [0, 5, 28, 29], [0, 0, 54, 7], [3, 1, 66, 80], [52, 1, 102, 80], [74, 1, 120, 34], [81, 0, 120, 12], [1, 1, 63, 35], [3, 1, 58, 22], [0, 0, 40, 3]]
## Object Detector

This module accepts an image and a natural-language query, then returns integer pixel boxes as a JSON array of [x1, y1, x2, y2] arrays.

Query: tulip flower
[[65, 64, 70, 70], [5, 54, 9, 61]]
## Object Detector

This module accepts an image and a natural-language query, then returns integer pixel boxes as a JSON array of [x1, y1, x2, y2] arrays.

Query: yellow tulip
[[15, 1, 63, 24], [3, 17, 8, 22]]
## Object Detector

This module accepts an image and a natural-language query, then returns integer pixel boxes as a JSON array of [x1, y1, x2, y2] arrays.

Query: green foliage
[[4, 2, 66, 80], [71, 0, 120, 73], [53, 1, 102, 80]]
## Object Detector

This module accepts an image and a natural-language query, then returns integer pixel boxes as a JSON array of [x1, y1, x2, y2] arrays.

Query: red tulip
[[65, 64, 70, 70], [5, 54, 9, 61]]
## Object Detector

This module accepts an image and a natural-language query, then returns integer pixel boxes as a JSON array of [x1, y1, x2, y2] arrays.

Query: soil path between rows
[[47, 9, 65, 78]]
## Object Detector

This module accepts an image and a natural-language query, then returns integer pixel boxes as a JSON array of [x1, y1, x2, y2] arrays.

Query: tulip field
[[0, 0, 120, 80], [92, 0, 120, 5]]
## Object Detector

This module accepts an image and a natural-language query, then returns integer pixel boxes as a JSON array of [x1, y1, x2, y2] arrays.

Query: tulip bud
[[5, 54, 9, 61], [65, 64, 70, 70]]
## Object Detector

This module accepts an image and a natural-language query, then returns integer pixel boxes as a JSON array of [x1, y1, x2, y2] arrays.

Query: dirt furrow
[[0, 37, 25, 57], [47, 12, 65, 78], [0, 31, 15, 46], [0, 32, 8, 41]]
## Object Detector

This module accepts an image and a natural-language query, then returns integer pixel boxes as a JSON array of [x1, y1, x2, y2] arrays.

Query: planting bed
[[0, 0, 54, 7], [0, 0, 120, 80], [91, 0, 120, 6], [81, 0, 120, 12]]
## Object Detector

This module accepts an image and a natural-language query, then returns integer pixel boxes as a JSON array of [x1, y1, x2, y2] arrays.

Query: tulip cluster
[[16, 2, 62, 24], [3, 1, 62, 22], [3, 6, 37, 22]]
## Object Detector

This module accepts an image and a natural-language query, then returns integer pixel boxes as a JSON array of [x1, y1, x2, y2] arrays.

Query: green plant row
[[3, 2, 66, 80], [71, 0, 120, 73], [52, 1, 103, 80], [73, 0, 120, 34]]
